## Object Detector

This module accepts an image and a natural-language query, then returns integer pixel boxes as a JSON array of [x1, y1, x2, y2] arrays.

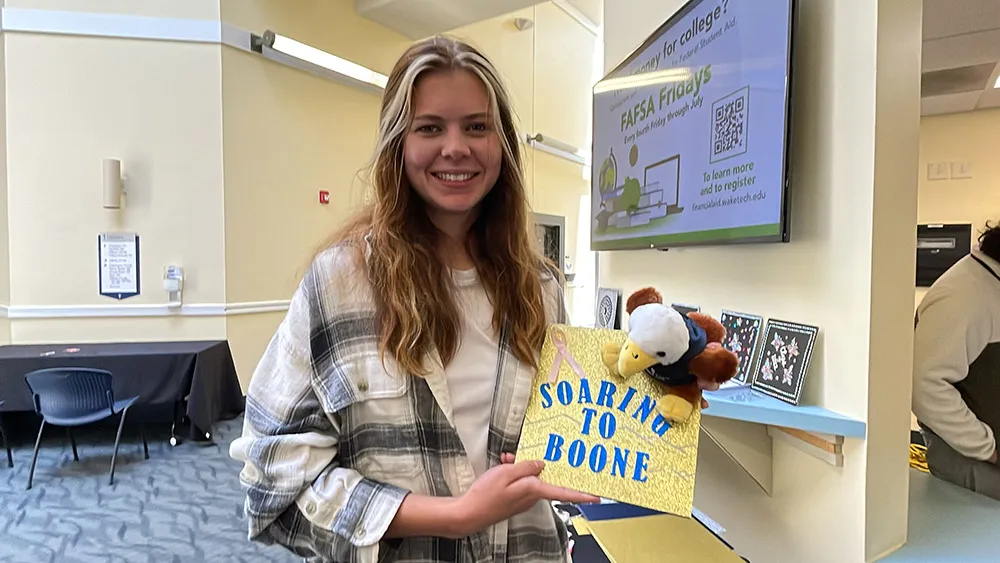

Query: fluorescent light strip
[[994, 74, 1000, 89], [250, 30, 388, 92], [526, 133, 589, 166], [268, 33, 388, 89]]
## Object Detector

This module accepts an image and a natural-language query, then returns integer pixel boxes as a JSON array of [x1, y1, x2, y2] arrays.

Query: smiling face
[[404, 69, 502, 232]]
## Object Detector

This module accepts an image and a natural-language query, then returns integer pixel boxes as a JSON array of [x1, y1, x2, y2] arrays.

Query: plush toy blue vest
[[643, 314, 707, 387]]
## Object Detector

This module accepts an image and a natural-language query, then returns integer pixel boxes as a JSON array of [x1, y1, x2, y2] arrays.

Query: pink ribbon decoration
[[548, 327, 587, 383]]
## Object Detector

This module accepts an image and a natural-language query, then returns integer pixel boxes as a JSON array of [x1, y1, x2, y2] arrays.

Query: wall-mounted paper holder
[[163, 265, 184, 306]]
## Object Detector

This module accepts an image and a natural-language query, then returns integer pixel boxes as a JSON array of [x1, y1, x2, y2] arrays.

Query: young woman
[[230, 36, 600, 562]]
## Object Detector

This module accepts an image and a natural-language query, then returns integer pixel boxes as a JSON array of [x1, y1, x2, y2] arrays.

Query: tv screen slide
[[591, 0, 794, 250]]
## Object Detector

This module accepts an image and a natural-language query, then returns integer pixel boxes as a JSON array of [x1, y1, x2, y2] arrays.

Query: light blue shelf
[[702, 386, 867, 439]]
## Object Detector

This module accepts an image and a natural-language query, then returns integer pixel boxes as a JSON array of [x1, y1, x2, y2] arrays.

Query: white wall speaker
[[103, 158, 123, 209]]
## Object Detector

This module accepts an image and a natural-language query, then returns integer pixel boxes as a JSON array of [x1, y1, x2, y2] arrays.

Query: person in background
[[913, 222, 1000, 500], [228, 36, 603, 562]]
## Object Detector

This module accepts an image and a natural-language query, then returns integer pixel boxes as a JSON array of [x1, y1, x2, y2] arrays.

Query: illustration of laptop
[[643, 155, 684, 215]]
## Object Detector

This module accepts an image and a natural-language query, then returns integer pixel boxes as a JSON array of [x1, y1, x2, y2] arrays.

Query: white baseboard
[[0, 300, 290, 319], [225, 300, 292, 315]]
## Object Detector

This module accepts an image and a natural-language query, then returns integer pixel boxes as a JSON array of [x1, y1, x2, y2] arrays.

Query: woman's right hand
[[455, 460, 600, 535]]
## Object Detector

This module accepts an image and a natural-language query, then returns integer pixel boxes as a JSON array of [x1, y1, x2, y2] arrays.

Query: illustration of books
[[597, 154, 684, 230]]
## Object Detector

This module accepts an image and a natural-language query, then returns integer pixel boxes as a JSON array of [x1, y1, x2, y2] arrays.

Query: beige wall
[[220, 0, 409, 76], [447, 7, 537, 135], [3, 28, 227, 343], [915, 107, 1000, 307], [0, 1, 601, 389], [529, 3, 598, 321], [603, 0, 920, 561], [219, 0, 411, 384], [532, 153, 590, 317], [532, 2, 594, 152], [0, 1, 412, 386], [0, 34, 10, 345]]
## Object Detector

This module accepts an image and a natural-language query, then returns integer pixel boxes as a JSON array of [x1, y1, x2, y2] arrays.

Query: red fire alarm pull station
[[319, 190, 330, 204]]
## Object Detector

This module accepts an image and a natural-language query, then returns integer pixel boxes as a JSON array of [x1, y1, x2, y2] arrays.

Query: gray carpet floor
[[0, 415, 300, 562]]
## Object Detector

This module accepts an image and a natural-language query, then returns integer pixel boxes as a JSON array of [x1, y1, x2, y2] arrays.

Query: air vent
[[921, 62, 997, 97]]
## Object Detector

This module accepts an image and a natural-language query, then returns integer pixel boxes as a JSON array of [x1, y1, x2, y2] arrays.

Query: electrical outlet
[[950, 161, 973, 180], [927, 162, 950, 181]]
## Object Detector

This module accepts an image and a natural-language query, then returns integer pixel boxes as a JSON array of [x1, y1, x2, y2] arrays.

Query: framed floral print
[[719, 310, 763, 385], [750, 319, 819, 405]]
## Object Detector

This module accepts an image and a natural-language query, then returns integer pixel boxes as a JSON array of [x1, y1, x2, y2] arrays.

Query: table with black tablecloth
[[0, 340, 245, 443]]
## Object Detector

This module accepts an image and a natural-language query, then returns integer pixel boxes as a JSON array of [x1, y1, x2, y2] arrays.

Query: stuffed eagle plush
[[602, 287, 739, 423]]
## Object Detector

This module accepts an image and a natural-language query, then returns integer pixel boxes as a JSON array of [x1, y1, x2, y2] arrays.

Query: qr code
[[710, 86, 750, 163]]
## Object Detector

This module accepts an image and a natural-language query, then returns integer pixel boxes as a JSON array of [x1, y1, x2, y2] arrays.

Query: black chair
[[0, 401, 11, 468], [24, 367, 147, 489]]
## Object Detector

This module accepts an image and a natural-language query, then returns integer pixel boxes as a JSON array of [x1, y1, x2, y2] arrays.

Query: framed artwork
[[533, 213, 566, 275], [671, 303, 700, 317], [718, 310, 763, 384], [595, 288, 622, 329], [750, 319, 819, 405]]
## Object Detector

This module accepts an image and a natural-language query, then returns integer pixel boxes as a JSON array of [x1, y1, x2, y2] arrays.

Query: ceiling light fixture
[[526, 133, 589, 166], [250, 30, 388, 93], [994, 74, 1000, 89]]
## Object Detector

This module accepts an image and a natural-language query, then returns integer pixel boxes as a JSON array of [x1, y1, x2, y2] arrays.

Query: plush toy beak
[[618, 338, 659, 376]]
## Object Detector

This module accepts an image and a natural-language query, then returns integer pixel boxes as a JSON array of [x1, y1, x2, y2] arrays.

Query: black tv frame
[[591, 0, 798, 251]]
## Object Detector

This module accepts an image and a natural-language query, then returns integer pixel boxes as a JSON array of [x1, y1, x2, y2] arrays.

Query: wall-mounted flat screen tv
[[591, 0, 795, 250]]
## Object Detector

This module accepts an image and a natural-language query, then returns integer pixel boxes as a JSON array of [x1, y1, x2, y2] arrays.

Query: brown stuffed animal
[[602, 287, 739, 423]]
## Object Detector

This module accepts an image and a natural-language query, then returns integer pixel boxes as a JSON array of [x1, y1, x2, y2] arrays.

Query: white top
[[446, 268, 500, 477], [912, 251, 1000, 460]]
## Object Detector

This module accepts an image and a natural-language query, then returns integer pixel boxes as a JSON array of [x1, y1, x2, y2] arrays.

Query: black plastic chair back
[[24, 368, 115, 420]]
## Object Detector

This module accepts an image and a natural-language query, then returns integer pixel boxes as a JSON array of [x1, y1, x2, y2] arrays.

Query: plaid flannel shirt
[[230, 239, 571, 563]]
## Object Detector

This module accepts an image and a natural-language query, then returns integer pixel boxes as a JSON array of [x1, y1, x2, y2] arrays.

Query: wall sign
[[98, 232, 140, 300]]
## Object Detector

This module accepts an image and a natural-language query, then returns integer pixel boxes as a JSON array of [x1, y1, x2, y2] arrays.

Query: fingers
[[501, 453, 516, 464], [504, 464, 601, 504], [699, 379, 720, 392], [505, 460, 545, 480], [701, 398, 709, 409], [532, 482, 601, 504]]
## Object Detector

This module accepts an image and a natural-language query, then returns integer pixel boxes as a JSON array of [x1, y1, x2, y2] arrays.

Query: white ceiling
[[921, 0, 1000, 116], [354, 0, 545, 39], [354, 0, 601, 39]]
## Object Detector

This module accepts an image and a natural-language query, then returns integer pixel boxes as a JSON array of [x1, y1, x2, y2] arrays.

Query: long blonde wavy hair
[[334, 35, 553, 376]]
